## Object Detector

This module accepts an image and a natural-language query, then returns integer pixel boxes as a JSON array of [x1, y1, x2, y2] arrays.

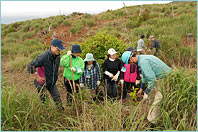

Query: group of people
[[28, 35, 171, 127]]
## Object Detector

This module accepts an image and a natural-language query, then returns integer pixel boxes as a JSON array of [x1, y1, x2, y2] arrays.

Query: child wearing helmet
[[102, 48, 121, 100]]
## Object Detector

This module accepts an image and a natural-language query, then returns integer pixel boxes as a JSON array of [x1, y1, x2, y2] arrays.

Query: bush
[[84, 13, 92, 18], [57, 17, 64, 24], [22, 24, 31, 32], [126, 18, 141, 29], [63, 20, 71, 26], [51, 23, 58, 28], [80, 30, 127, 67], [86, 20, 95, 27], [34, 23, 41, 29]]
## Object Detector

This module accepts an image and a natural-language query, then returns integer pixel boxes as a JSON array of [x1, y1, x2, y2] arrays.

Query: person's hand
[[112, 75, 118, 81], [137, 89, 143, 97], [71, 67, 76, 72], [97, 81, 101, 86], [143, 93, 148, 100], [67, 50, 72, 56], [36, 75, 45, 83], [120, 80, 124, 85], [80, 83, 84, 88], [109, 73, 114, 78], [136, 80, 140, 85]]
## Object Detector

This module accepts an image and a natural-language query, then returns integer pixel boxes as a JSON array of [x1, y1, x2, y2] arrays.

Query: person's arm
[[140, 60, 157, 94], [60, 54, 70, 68], [102, 60, 114, 78], [73, 58, 85, 75], [79, 72, 85, 84], [27, 52, 46, 74], [120, 62, 125, 80], [96, 63, 101, 81], [141, 40, 146, 49]]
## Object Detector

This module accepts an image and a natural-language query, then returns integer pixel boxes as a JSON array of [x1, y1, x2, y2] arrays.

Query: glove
[[143, 93, 148, 100], [105, 71, 114, 78], [97, 81, 101, 86], [112, 71, 120, 81], [80, 83, 84, 88], [67, 50, 72, 56], [120, 80, 124, 85], [71, 67, 76, 72], [136, 80, 140, 85]]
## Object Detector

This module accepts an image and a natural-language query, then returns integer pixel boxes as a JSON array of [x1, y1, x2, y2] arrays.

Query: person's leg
[[122, 81, 127, 99], [64, 78, 73, 103], [48, 84, 64, 110], [112, 81, 117, 98], [34, 80, 47, 103], [147, 82, 163, 124]]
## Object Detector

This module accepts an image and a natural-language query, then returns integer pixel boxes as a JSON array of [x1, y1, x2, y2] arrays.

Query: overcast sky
[[2, 1, 171, 16]]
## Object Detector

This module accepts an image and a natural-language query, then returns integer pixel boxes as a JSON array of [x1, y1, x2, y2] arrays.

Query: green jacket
[[138, 55, 171, 91], [60, 54, 84, 80]]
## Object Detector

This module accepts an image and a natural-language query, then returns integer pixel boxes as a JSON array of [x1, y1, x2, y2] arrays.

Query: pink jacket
[[37, 66, 45, 85], [122, 64, 138, 83]]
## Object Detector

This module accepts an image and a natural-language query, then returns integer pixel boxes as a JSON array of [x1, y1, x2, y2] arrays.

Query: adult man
[[137, 35, 147, 54], [27, 39, 65, 111], [150, 36, 160, 56], [121, 51, 171, 128]]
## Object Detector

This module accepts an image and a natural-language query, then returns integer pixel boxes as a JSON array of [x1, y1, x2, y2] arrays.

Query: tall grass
[[1, 68, 196, 131]]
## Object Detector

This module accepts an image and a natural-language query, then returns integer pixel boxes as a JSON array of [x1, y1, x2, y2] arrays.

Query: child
[[60, 44, 84, 103], [120, 47, 141, 103], [79, 53, 101, 101], [102, 48, 121, 99]]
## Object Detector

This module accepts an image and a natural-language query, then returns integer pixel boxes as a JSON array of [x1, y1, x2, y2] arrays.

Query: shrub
[[51, 23, 58, 28], [84, 13, 92, 18], [63, 20, 71, 26], [57, 17, 64, 24], [86, 20, 95, 27], [34, 23, 41, 29], [81, 30, 127, 67], [22, 24, 31, 32]]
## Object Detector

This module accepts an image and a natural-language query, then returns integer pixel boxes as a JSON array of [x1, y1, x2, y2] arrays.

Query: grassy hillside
[[1, 1, 197, 131]]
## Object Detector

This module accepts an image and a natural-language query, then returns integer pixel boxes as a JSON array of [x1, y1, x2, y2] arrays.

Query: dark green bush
[[86, 20, 95, 27], [81, 30, 127, 67]]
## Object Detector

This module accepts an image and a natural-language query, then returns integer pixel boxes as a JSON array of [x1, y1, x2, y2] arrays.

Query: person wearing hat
[[60, 44, 84, 103], [79, 53, 101, 102], [120, 47, 141, 103], [149, 36, 160, 56], [137, 35, 147, 55], [121, 50, 171, 128], [27, 39, 65, 111], [102, 48, 121, 100]]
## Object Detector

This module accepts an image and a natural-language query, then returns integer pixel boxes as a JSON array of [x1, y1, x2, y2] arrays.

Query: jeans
[[105, 80, 117, 98], [34, 80, 62, 107]]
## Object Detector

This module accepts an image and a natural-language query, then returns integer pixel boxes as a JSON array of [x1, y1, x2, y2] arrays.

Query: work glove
[[105, 71, 114, 78], [143, 93, 148, 100], [71, 67, 76, 72], [120, 79, 124, 85], [67, 50, 72, 56], [112, 71, 120, 81], [136, 80, 140, 85], [80, 83, 84, 88], [97, 81, 101, 86]]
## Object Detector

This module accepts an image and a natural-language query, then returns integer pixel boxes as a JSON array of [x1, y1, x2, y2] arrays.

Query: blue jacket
[[138, 55, 171, 94]]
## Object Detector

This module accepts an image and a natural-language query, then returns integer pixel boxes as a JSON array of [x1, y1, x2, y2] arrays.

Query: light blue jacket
[[138, 55, 171, 93]]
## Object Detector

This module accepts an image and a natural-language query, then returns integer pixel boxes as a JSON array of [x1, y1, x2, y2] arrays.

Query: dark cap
[[71, 44, 82, 53], [51, 39, 65, 50]]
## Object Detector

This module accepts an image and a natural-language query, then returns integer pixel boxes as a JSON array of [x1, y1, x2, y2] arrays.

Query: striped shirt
[[80, 62, 101, 89]]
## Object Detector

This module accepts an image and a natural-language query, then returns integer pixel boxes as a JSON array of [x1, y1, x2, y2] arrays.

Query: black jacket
[[102, 58, 121, 81], [27, 49, 60, 89]]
